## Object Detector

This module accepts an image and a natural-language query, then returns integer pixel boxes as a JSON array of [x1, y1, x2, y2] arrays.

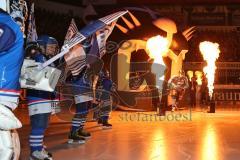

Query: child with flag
[[26, 35, 60, 160], [25, 3, 60, 160], [61, 12, 126, 143]]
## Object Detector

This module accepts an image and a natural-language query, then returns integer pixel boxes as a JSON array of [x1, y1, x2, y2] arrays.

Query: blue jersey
[[102, 77, 112, 92], [0, 11, 24, 110]]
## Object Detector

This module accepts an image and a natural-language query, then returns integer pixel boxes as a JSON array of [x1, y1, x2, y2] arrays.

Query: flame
[[146, 35, 168, 89], [187, 70, 193, 80], [199, 41, 220, 98], [195, 71, 203, 85]]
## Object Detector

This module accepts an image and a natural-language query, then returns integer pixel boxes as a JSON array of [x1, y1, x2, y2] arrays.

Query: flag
[[64, 44, 86, 76], [43, 11, 128, 71], [85, 22, 115, 65], [63, 19, 87, 76], [79, 11, 127, 59], [10, 0, 28, 22], [96, 22, 116, 58], [9, 0, 27, 36], [63, 19, 78, 45], [57, 62, 71, 85], [27, 3, 38, 43], [10, 0, 21, 13]]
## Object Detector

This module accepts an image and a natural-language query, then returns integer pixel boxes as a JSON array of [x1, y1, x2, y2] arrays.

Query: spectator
[[189, 77, 198, 108]]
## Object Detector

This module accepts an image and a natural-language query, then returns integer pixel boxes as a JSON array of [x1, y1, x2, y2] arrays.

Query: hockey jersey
[[0, 11, 24, 110], [27, 53, 59, 116]]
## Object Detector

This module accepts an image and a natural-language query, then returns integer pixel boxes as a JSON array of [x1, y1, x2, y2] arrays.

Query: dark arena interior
[[1, 0, 240, 160]]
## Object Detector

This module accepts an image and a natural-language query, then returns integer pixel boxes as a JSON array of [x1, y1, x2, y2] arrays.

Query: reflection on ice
[[150, 129, 166, 160], [202, 124, 219, 160]]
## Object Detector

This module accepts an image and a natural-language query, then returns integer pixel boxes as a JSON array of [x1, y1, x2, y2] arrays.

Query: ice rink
[[17, 107, 240, 160]]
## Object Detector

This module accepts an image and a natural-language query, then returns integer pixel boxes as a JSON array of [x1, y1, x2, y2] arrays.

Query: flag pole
[[38, 10, 128, 70]]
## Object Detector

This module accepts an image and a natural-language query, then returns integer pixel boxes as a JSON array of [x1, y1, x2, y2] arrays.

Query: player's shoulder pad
[[0, 23, 16, 52]]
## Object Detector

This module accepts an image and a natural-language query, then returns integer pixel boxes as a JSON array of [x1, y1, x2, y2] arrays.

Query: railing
[[184, 62, 240, 70]]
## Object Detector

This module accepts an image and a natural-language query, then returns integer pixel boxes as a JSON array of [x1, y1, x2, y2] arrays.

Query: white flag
[[63, 19, 87, 76]]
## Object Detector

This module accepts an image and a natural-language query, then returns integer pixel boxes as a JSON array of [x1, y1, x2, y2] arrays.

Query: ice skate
[[30, 149, 53, 160], [78, 129, 91, 139], [102, 120, 112, 130], [97, 119, 103, 126], [68, 131, 86, 144]]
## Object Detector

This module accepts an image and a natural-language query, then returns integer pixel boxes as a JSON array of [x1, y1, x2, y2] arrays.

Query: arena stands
[[32, 3, 240, 62], [186, 26, 240, 62], [34, 8, 85, 46]]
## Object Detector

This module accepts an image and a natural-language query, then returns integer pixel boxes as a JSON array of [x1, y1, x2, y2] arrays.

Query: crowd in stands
[[35, 8, 85, 46]]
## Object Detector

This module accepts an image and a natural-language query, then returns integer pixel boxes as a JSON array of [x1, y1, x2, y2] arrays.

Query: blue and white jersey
[[27, 52, 59, 116], [0, 11, 24, 110], [94, 72, 113, 109], [102, 76, 112, 92], [71, 75, 93, 104]]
